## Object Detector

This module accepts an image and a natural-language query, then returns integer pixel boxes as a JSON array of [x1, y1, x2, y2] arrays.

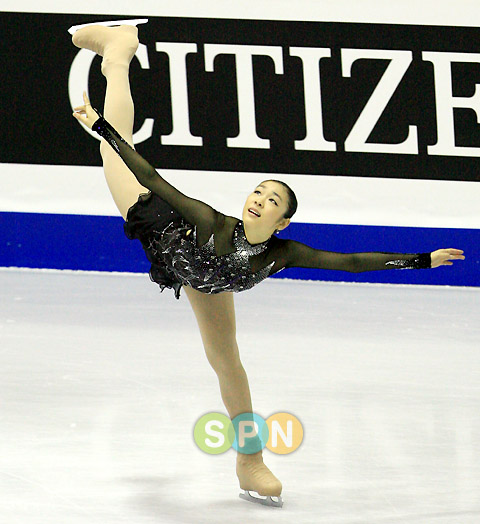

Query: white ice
[[1, 268, 479, 524]]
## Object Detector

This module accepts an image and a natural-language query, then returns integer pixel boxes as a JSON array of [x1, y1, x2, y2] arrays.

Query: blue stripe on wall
[[1, 211, 477, 286]]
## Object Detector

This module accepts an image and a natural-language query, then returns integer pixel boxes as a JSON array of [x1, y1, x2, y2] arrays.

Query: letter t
[[204, 44, 284, 149]]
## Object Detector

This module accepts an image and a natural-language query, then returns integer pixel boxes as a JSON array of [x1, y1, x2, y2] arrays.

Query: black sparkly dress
[[124, 192, 275, 298], [92, 114, 431, 299]]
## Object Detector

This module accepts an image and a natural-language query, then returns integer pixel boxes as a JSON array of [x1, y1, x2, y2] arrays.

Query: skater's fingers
[[72, 111, 86, 122], [72, 109, 95, 129], [72, 112, 83, 122], [430, 248, 466, 268], [72, 93, 100, 129]]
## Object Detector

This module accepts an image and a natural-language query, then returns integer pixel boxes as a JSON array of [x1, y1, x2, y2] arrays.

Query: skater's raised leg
[[72, 24, 146, 218]]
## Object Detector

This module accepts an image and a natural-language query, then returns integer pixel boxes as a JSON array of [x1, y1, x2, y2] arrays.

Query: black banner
[[2, 11, 480, 181]]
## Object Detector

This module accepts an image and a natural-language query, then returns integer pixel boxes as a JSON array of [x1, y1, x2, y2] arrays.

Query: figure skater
[[70, 21, 465, 508]]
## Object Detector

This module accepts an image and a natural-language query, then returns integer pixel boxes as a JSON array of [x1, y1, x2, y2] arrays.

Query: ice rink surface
[[1, 268, 479, 524]]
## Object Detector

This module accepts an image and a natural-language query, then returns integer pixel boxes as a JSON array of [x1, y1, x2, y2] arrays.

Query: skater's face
[[242, 181, 291, 239]]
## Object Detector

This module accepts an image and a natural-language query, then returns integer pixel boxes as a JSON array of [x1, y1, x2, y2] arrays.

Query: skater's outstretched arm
[[282, 241, 465, 272], [73, 92, 217, 229]]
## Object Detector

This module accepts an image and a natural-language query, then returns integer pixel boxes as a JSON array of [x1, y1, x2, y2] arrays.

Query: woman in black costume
[[71, 22, 464, 507]]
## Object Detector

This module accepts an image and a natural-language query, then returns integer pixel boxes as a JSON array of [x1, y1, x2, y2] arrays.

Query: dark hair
[[264, 179, 298, 219]]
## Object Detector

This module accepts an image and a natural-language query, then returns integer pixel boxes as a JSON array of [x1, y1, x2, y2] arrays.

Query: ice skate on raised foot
[[237, 452, 283, 508], [70, 23, 141, 73], [68, 18, 148, 35]]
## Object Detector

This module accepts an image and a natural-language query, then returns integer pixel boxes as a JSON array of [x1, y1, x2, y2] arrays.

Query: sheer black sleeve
[[92, 115, 217, 229], [283, 240, 431, 272]]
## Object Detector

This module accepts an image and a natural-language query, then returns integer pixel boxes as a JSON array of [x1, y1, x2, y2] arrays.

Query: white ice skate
[[68, 18, 148, 35], [239, 490, 284, 508]]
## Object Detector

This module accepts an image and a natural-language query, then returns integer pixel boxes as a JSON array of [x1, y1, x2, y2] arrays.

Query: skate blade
[[68, 19, 149, 35], [239, 490, 283, 508]]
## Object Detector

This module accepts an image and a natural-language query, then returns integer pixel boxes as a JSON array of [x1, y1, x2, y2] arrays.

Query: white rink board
[[1, 164, 479, 229]]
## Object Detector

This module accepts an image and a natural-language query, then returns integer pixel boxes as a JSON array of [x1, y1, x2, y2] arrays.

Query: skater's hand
[[72, 91, 100, 129], [430, 248, 465, 268]]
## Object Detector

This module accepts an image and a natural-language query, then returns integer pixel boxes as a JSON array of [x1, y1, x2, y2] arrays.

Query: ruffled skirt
[[123, 192, 187, 299]]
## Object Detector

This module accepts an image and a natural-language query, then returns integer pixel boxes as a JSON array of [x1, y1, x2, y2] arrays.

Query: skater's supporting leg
[[183, 286, 282, 497], [183, 287, 252, 418]]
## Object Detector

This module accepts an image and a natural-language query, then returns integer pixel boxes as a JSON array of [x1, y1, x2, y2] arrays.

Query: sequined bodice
[[146, 220, 275, 294]]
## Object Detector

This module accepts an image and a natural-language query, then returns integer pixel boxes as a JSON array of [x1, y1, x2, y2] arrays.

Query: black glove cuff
[[91, 111, 128, 155], [386, 253, 431, 269]]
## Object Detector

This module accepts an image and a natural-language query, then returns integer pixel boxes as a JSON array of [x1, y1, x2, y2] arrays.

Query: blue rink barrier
[[1, 211, 478, 286]]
